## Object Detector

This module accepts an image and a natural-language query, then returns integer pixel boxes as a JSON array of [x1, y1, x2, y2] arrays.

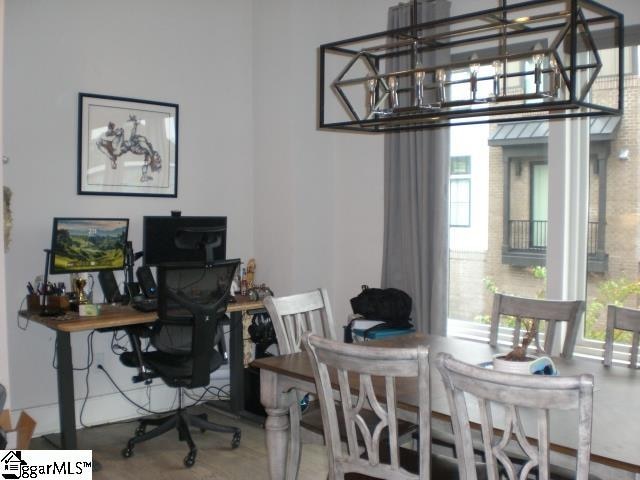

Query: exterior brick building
[[449, 73, 640, 339]]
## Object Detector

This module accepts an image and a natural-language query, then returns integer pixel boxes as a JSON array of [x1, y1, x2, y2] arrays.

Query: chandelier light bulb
[[415, 70, 426, 107], [532, 53, 544, 66], [366, 75, 378, 114], [549, 57, 561, 97], [436, 68, 447, 103], [388, 75, 399, 109], [533, 53, 545, 93]]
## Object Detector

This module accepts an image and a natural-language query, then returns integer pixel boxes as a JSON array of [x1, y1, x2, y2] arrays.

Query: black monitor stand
[[123, 241, 143, 304]]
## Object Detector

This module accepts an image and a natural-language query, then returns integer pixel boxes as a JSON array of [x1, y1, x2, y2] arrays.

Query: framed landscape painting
[[77, 93, 179, 197]]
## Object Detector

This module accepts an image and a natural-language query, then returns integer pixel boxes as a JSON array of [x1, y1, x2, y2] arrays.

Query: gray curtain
[[381, 0, 451, 336]]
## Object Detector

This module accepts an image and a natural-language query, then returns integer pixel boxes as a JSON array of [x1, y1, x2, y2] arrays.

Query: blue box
[[352, 326, 416, 340]]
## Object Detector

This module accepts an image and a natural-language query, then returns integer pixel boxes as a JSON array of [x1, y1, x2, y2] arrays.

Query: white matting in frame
[[78, 93, 179, 197]]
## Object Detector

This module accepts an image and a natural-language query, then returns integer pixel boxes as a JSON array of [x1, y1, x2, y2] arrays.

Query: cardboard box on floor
[[0, 410, 36, 449]]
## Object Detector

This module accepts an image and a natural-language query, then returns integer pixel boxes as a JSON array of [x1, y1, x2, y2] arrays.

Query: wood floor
[[30, 407, 329, 480], [29, 407, 634, 480]]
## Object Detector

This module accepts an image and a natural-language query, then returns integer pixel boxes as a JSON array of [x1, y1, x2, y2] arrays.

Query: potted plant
[[492, 319, 539, 374]]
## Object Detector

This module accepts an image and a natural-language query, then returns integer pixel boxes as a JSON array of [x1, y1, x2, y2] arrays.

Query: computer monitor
[[143, 215, 227, 266], [49, 218, 129, 274]]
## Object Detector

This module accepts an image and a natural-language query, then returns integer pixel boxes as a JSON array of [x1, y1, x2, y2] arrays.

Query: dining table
[[251, 333, 640, 480]]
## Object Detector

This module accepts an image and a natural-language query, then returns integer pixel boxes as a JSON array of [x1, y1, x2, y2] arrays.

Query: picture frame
[[77, 93, 179, 197]]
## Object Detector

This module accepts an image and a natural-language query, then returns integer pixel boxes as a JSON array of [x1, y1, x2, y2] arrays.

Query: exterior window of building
[[450, 156, 471, 227], [530, 163, 548, 248], [446, 41, 639, 365]]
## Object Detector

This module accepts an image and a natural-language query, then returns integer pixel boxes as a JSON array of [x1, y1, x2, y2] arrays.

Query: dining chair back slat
[[264, 288, 337, 355], [603, 305, 640, 368], [489, 293, 585, 358], [436, 352, 594, 480]]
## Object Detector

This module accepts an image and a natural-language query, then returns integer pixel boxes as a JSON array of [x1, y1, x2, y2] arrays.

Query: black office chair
[[120, 259, 241, 468]]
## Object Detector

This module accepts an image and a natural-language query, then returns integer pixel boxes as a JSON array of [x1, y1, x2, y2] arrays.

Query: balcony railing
[[508, 220, 599, 255]]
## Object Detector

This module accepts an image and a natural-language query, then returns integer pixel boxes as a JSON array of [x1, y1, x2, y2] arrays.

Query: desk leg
[[261, 369, 298, 480], [56, 331, 77, 449], [229, 311, 244, 413]]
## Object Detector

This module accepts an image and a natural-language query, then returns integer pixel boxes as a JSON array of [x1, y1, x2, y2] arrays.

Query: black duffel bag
[[345, 285, 413, 342]]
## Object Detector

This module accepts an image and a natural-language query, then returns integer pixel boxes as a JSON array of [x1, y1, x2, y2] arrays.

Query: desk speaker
[[136, 266, 157, 298]]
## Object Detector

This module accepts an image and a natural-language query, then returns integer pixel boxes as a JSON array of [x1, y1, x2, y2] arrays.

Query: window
[[451, 155, 471, 175], [447, 40, 636, 365], [450, 156, 471, 227], [530, 162, 548, 248]]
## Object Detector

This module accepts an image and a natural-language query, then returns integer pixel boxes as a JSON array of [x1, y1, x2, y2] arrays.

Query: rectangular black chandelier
[[318, 0, 624, 132]]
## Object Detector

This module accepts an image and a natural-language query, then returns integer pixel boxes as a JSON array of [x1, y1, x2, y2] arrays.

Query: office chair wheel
[[121, 447, 134, 458], [197, 413, 208, 432], [231, 431, 241, 449], [135, 425, 146, 437], [184, 450, 196, 468]]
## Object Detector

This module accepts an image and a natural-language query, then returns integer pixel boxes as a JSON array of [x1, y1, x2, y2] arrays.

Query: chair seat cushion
[[141, 349, 223, 386], [119, 351, 139, 368], [300, 402, 417, 442]]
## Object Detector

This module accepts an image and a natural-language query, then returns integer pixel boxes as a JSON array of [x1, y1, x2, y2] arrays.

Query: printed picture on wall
[[78, 93, 179, 197]]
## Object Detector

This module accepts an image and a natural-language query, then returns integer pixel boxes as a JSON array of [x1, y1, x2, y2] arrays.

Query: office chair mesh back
[[155, 260, 239, 388]]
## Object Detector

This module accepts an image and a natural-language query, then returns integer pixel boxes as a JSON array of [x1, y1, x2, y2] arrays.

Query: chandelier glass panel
[[318, 0, 623, 132]]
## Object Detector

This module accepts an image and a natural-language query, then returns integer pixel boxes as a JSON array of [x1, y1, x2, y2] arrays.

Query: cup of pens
[[26, 293, 40, 313], [26, 281, 70, 314]]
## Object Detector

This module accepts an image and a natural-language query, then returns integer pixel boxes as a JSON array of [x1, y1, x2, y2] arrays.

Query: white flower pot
[[492, 354, 538, 374]]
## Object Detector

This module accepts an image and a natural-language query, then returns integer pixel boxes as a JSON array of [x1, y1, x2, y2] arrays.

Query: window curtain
[[381, 0, 451, 336]]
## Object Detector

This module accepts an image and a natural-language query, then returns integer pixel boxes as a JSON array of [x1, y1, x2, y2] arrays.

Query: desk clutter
[[21, 211, 277, 468], [27, 212, 272, 320]]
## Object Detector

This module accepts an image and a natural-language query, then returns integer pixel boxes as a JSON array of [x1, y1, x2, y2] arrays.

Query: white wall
[[252, 0, 395, 327], [0, 0, 9, 405], [3, 0, 254, 432]]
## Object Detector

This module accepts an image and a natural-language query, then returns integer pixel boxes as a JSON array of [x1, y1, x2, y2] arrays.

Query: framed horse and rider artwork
[[77, 93, 179, 197]]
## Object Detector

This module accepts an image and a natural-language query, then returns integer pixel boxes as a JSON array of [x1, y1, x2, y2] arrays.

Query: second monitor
[[143, 214, 227, 267]]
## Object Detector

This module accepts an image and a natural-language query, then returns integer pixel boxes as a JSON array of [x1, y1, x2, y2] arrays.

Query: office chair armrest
[[122, 326, 157, 384]]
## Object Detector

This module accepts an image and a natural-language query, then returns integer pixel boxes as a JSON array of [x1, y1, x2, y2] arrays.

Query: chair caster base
[[231, 431, 241, 449], [184, 450, 197, 468], [122, 447, 134, 458]]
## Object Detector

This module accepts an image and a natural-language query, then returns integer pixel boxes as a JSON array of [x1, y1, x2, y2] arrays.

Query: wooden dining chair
[[263, 289, 338, 471], [264, 288, 338, 355], [603, 305, 640, 368], [489, 293, 585, 359], [264, 289, 416, 477], [436, 352, 595, 480], [303, 332, 473, 480]]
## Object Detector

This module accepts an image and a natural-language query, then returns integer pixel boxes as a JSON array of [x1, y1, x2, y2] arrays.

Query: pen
[[26, 282, 35, 295]]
